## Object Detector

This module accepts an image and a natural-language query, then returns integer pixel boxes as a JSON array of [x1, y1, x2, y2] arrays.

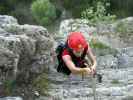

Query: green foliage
[[89, 38, 118, 56], [54, 0, 115, 18], [3, 80, 16, 95], [62, 0, 90, 17], [32, 73, 50, 95], [90, 38, 111, 49], [110, 0, 133, 18], [116, 21, 128, 33], [81, 1, 116, 25], [31, 0, 57, 26], [111, 79, 120, 84], [0, 0, 13, 14], [1, 0, 133, 23]]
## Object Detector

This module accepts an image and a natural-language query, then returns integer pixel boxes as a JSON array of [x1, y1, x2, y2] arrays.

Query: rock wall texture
[[0, 15, 54, 83]]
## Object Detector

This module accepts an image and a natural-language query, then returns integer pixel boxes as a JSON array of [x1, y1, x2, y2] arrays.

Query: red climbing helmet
[[67, 32, 87, 51]]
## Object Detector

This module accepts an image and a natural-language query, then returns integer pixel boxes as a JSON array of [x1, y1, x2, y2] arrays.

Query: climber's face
[[73, 48, 84, 57]]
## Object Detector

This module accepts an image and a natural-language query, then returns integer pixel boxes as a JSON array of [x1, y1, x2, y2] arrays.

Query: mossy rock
[[32, 73, 50, 95], [111, 79, 120, 84], [89, 39, 118, 56]]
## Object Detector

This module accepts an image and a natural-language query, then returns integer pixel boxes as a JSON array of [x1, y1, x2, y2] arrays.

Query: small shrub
[[31, 0, 57, 26], [32, 73, 50, 95], [116, 21, 127, 33], [90, 38, 111, 49], [89, 38, 118, 56], [81, 1, 116, 25], [3, 80, 16, 95], [111, 79, 120, 84]]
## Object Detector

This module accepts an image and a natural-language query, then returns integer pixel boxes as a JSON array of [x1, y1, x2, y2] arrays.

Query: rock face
[[0, 15, 54, 83], [59, 19, 96, 40], [0, 97, 23, 100], [41, 17, 133, 100], [0, 15, 18, 26], [59, 17, 133, 47], [0, 15, 133, 100]]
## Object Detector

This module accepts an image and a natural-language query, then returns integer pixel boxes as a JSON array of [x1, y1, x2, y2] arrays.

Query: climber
[[56, 32, 97, 76]]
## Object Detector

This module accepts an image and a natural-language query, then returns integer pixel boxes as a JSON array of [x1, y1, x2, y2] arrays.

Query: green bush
[[81, 1, 116, 25], [3, 80, 16, 95], [31, 0, 57, 26]]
